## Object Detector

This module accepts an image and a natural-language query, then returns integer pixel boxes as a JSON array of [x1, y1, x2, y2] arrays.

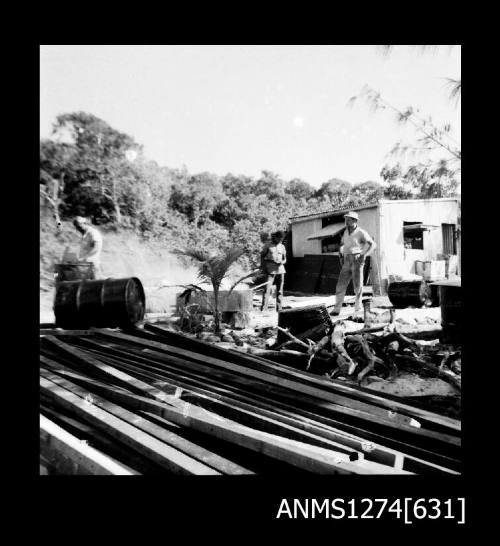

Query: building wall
[[291, 218, 323, 257], [356, 207, 381, 294], [290, 199, 458, 295], [378, 199, 459, 284], [291, 207, 379, 258]]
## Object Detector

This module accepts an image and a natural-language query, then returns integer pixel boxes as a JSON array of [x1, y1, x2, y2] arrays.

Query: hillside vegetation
[[40, 111, 459, 316], [40, 113, 396, 264]]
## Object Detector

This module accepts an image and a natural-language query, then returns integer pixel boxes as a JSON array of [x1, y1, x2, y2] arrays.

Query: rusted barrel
[[434, 280, 462, 342], [387, 280, 431, 308], [54, 277, 145, 329]]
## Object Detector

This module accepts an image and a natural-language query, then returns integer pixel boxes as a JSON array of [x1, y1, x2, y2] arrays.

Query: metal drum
[[54, 277, 145, 329], [387, 280, 431, 308], [434, 280, 462, 342]]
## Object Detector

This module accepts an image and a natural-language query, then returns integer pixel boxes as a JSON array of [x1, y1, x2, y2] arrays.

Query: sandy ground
[[39, 249, 456, 403], [40, 286, 456, 401]]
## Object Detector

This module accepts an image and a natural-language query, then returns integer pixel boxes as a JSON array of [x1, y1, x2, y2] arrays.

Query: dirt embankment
[[40, 219, 201, 321]]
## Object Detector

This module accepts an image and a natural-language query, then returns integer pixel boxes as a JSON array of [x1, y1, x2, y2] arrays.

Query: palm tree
[[174, 247, 246, 332]]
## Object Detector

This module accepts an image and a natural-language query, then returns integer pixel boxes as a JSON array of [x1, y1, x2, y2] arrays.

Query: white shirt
[[341, 226, 374, 255], [79, 226, 103, 266], [262, 242, 287, 274]]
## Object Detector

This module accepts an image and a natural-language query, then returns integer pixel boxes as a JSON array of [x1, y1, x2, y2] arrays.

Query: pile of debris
[[271, 319, 460, 389], [172, 303, 460, 390]]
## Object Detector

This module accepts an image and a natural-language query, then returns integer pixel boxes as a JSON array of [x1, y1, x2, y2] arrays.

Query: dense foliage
[[40, 111, 457, 268]]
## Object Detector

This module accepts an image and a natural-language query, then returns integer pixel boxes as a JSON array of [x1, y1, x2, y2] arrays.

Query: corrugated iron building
[[286, 198, 459, 295]]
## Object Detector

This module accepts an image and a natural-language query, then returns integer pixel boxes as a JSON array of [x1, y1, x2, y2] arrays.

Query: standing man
[[332, 211, 376, 315], [261, 230, 287, 312], [259, 231, 271, 270], [73, 216, 104, 279]]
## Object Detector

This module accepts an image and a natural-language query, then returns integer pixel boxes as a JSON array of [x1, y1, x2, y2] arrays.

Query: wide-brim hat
[[344, 211, 359, 220]]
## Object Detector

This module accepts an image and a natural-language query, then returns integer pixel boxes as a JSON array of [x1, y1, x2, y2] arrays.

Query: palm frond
[[178, 283, 206, 294], [177, 283, 207, 305], [174, 248, 211, 263], [177, 246, 246, 292], [227, 268, 261, 295]]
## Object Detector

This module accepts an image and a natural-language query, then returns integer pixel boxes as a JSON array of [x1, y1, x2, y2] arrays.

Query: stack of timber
[[39, 325, 461, 475]]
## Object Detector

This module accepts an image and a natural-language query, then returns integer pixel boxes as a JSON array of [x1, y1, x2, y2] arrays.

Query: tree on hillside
[[382, 160, 459, 199], [125, 159, 176, 233], [44, 112, 143, 224], [169, 172, 225, 227], [221, 174, 256, 202], [316, 178, 352, 206], [286, 178, 315, 200], [254, 170, 286, 200], [40, 139, 76, 227], [351, 180, 384, 203]]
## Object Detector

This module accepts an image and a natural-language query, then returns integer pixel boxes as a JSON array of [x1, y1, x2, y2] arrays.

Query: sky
[[40, 45, 461, 188]]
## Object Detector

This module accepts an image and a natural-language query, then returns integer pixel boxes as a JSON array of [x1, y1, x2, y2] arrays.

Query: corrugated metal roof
[[289, 197, 459, 223], [289, 201, 379, 223]]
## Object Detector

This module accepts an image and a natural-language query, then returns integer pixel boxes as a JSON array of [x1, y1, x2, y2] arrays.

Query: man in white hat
[[260, 230, 287, 312], [73, 216, 103, 278], [332, 211, 376, 315]]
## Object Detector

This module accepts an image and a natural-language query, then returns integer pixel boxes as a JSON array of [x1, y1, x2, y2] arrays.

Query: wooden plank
[[141, 324, 460, 433], [40, 369, 254, 475], [48, 360, 385, 464], [40, 329, 93, 337], [40, 402, 170, 475], [42, 336, 176, 400], [140, 373, 456, 473], [45, 362, 363, 461], [223, 345, 460, 432], [40, 376, 221, 475], [73, 334, 461, 453], [42, 344, 386, 472], [49, 376, 410, 475], [40, 414, 137, 475], [93, 329, 456, 434], [50, 340, 460, 472], [75, 336, 419, 437]]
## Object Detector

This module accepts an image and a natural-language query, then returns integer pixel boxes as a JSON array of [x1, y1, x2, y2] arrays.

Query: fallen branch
[[330, 322, 358, 377], [274, 322, 330, 350], [346, 334, 386, 383], [306, 335, 330, 370], [276, 326, 336, 369], [395, 354, 461, 391], [276, 326, 310, 350]]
